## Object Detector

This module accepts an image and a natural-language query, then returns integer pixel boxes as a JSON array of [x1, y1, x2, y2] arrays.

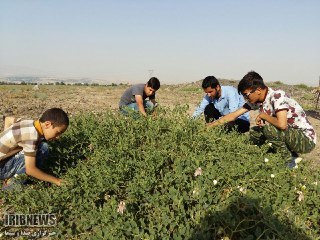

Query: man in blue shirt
[[192, 76, 250, 133]]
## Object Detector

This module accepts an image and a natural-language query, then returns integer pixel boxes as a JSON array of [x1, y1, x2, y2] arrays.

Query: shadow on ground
[[43, 136, 91, 176], [190, 196, 312, 240]]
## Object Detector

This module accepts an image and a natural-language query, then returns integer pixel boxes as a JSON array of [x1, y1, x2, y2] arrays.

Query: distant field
[[0, 81, 317, 119]]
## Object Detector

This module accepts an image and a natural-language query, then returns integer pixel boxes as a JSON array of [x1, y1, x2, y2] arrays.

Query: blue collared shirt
[[192, 86, 250, 122]]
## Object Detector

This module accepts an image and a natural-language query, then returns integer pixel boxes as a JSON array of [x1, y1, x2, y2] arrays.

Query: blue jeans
[[0, 142, 49, 180], [120, 101, 155, 115]]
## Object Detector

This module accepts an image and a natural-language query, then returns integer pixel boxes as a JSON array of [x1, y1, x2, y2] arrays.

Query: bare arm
[[256, 110, 288, 130], [135, 95, 147, 117], [24, 155, 62, 186], [207, 107, 249, 127]]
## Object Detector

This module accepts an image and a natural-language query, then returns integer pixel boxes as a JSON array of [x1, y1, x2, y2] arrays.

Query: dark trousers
[[204, 103, 250, 133]]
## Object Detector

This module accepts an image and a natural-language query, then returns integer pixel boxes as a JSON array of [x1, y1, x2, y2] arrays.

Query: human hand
[[55, 178, 67, 186], [206, 122, 213, 128], [152, 110, 157, 119], [206, 120, 220, 128], [255, 114, 266, 126]]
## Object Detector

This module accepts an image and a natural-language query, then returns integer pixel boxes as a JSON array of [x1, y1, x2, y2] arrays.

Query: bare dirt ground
[[0, 82, 319, 168]]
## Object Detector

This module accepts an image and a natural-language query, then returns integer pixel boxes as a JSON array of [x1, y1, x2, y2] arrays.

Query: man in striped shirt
[[0, 108, 69, 189]]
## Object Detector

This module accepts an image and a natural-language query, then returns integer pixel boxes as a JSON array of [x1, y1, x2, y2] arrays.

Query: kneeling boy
[[208, 71, 316, 165], [0, 108, 69, 189], [119, 77, 160, 117]]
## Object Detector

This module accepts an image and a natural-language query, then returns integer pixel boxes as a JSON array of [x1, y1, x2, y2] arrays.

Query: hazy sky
[[1, 0, 319, 85]]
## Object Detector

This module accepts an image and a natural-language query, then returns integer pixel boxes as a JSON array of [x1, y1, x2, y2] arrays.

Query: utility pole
[[316, 76, 320, 109], [148, 69, 154, 79]]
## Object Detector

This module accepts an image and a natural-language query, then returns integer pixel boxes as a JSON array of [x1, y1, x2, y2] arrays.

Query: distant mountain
[[0, 76, 95, 84]]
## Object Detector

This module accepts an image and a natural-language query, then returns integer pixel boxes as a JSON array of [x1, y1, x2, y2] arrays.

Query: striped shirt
[[0, 120, 42, 161]]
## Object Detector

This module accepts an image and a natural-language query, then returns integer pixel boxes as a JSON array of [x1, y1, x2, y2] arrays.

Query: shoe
[[2, 175, 28, 191], [287, 157, 303, 169], [2, 178, 18, 190]]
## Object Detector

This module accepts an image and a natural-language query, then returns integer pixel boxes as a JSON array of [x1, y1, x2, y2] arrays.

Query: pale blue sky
[[1, 0, 319, 85]]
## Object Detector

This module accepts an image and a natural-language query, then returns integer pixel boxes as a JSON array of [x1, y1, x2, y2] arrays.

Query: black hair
[[202, 76, 220, 89], [238, 71, 267, 94], [39, 108, 69, 127], [147, 77, 160, 91]]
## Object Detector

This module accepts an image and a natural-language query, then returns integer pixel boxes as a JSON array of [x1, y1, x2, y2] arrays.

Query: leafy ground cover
[[0, 106, 319, 239]]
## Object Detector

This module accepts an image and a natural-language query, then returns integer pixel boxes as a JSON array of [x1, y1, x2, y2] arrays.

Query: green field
[[1, 107, 319, 239]]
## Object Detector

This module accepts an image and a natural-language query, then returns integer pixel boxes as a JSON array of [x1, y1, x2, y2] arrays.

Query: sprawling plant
[[1, 106, 319, 239]]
